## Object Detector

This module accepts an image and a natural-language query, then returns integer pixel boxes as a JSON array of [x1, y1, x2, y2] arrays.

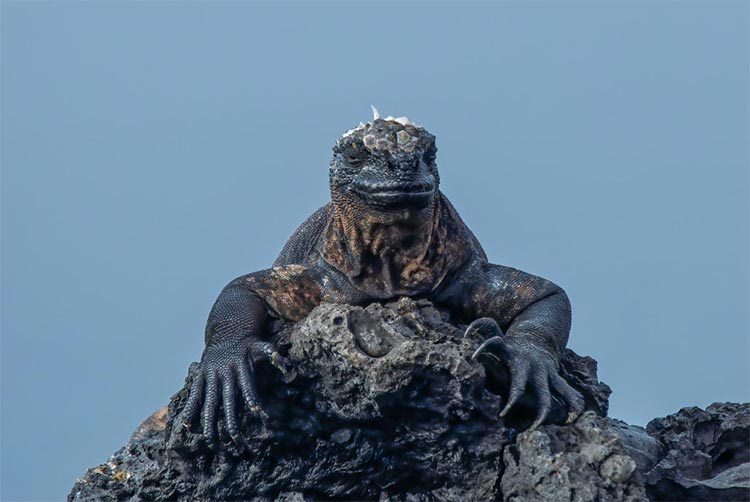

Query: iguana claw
[[472, 335, 504, 360], [467, 317, 584, 429]]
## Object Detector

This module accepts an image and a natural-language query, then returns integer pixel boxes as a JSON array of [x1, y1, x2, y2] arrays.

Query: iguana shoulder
[[273, 203, 332, 267], [438, 193, 488, 263]]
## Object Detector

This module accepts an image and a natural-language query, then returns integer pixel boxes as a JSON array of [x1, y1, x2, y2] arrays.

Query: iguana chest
[[317, 203, 473, 300]]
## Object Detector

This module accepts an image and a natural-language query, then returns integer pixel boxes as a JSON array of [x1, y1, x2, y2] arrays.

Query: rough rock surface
[[644, 403, 750, 501], [501, 412, 649, 502], [69, 300, 749, 501]]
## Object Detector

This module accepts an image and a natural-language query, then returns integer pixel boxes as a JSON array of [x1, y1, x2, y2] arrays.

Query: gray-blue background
[[2, 2, 747, 500]]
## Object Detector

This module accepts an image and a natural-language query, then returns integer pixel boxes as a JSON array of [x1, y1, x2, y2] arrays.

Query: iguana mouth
[[351, 180, 436, 208]]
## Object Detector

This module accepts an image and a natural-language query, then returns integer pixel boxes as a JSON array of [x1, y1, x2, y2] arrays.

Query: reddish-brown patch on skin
[[130, 406, 168, 442], [321, 193, 473, 298], [513, 273, 549, 304], [244, 265, 322, 321]]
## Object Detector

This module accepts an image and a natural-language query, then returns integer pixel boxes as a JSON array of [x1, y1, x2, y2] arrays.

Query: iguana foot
[[173, 336, 291, 451], [466, 317, 584, 430]]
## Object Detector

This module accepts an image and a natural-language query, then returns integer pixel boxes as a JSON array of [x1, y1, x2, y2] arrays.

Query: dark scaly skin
[[174, 115, 584, 449]]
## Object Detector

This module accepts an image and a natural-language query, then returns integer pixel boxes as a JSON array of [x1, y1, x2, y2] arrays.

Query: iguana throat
[[322, 194, 466, 298]]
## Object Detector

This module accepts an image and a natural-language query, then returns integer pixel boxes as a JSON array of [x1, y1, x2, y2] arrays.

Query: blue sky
[[2, 2, 748, 500]]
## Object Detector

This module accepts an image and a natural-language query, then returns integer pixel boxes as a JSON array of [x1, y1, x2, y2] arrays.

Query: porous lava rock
[[68, 299, 749, 501], [644, 403, 749, 501]]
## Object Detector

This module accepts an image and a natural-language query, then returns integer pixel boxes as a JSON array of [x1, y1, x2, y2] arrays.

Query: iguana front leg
[[176, 265, 323, 448], [436, 258, 584, 429]]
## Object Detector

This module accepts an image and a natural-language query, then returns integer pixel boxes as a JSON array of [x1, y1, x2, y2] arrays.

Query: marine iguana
[[174, 109, 584, 448]]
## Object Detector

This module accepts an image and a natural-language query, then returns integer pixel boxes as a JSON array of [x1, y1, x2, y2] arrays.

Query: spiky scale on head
[[336, 109, 436, 158]]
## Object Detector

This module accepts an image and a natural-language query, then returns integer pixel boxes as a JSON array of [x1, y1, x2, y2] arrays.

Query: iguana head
[[329, 108, 439, 211]]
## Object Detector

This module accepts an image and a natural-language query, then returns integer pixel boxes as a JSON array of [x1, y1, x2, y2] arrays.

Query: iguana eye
[[345, 152, 367, 168]]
